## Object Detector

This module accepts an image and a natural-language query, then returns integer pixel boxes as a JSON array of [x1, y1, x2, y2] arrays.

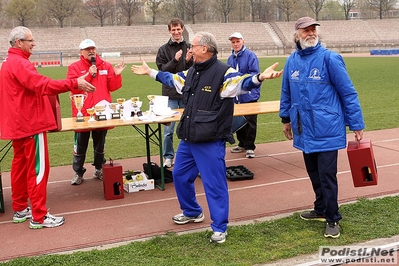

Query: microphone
[[91, 57, 96, 77]]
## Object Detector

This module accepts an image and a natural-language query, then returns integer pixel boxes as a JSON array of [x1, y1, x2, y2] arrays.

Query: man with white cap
[[279, 17, 365, 238], [68, 39, 126, 185], [227, 32, 261, 159]]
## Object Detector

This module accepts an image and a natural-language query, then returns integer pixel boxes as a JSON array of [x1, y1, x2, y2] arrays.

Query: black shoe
[[324, 222, 340, 238], [300, 210, 326, 222]]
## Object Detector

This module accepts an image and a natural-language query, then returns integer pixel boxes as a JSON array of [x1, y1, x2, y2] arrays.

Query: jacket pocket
[[192, 110, 218, 142], [312, 108, 341, 138], [289, 106, 302, 136]]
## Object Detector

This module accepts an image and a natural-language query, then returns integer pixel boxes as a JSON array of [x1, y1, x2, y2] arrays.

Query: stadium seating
[[0, 19, 398, 60]]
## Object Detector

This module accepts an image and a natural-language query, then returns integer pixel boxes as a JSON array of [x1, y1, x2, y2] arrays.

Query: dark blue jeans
[[303, 150, 342, 223]]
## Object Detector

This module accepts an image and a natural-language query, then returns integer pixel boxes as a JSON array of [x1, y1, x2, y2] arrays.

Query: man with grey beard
[[279, 17, 365, 238]]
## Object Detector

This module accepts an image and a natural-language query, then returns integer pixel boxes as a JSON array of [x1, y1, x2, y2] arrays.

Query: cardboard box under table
[[123, 171, 155, 193], [347, 139, 378, 187]]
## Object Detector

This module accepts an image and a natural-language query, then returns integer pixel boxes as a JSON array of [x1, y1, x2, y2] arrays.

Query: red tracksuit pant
[[11, 132, 49, 223]]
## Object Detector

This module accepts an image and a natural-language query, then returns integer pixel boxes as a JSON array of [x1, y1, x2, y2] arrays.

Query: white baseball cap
[[229, 32, 244, 40], [79, 39, 96, 50]]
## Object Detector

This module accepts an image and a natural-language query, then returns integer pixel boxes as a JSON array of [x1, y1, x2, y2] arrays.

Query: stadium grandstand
[[1, 19, 398, 65]]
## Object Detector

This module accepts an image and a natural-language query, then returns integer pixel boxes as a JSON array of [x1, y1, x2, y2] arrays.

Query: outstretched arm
[[131, 60, 152, 76], [258, 62, 283, 81]]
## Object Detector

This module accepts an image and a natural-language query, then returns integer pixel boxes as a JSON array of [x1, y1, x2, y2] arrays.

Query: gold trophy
[[94, 105, 106, 121], [70, 93, 87, 122], [116, 98, 125, 120], [87, 107, 96, 122], [147, 95, 156, 119], [110, 103, 120, 119], [131, 97, 142, 118]]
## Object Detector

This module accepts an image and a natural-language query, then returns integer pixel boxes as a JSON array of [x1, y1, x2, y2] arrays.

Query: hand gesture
[[175, 49, 183, 61], [131, 60, 151, 76], [186, 48, 193, 62], [114, 61, 126, 76], [259, 62, 283, 81], [77, 73, 96, 92]]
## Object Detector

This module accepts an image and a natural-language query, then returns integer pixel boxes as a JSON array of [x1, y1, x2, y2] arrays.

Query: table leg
[[0, 172, 4, 213]]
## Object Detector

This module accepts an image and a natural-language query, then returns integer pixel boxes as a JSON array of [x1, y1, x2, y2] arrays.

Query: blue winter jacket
[[279, 42, 365, 153], [227, 46, 260, 103]]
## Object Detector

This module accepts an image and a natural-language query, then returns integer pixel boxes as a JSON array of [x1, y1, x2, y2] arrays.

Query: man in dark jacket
[[132, 32, 282, 244], [156, 18, 193, 168]]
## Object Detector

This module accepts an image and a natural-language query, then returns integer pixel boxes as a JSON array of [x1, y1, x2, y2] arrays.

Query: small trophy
[[87, 107, 96, 122], [110, 103, 120, 119], [147, 95, 156, 119], [131, 97, 142, 118], [117, 98, 125, 120], [70, 94, 87, 122], [94, 105, 106, 121]]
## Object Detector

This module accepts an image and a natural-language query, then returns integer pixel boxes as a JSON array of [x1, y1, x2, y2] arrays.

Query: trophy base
[[111, 113, 120, 119], [76, 117, 85, 122], [96, 115, 107, 121]]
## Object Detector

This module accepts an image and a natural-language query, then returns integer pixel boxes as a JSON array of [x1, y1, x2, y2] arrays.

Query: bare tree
[[5, 0, 36, 26], [43, 0, 80, 28], [85, 0, 113, 27], [183, 0, 205, 24], [165, 0, 186, 20], [213, 0, 236, 23], [306, 0, 326, 20], [248, 0, 257, 21], [367, 0, 398, 19], [340, 0, 357, 20], [145, 0, 163, 25], [118, 0, 141, 26], [275, 0, 299, 21]]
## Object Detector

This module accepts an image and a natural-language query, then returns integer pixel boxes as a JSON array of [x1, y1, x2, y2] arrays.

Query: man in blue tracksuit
[[227, 32, 261, 158], [132, 31, 283, 243], [279, 17, 365, 238]]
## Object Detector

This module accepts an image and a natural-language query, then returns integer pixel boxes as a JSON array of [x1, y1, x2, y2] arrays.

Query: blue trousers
[[163, 98, 184, 159], [172, 139, 229, 233], [303, 150, 342, 223]]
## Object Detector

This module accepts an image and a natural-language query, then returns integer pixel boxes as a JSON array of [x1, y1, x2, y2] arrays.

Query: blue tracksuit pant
[[172, 139, 229, 233]]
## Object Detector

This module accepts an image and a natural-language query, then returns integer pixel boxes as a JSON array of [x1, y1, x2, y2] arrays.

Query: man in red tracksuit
[[67, 39, 126, 185], [0, 26, 95, 229]]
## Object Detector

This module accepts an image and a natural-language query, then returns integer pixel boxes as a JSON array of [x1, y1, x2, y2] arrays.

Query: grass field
[[1, 56, 399, 265], [0, 56, 398, 172]]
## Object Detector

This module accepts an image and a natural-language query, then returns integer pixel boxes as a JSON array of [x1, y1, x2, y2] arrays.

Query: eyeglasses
[[20, 39, 35, 43], [190, 44, 204, 49]]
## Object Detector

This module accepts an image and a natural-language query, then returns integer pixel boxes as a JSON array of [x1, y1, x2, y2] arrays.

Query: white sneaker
[[246, 150, 255, 158], [172, 213, 204, 225], [71, 173, 84, 185], [210, 231, 228, 243], [230, 146, 245, 153], [93, 168, 103, 180], [13, 207, 32, 223], [163, 158, 173, 168], [30, 212, 65, 229]]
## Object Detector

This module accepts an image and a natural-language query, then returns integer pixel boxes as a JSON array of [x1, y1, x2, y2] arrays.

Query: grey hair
[[9, 26, 31, 47], [195, 31, 218, 55], [293, 27, 321, 42]]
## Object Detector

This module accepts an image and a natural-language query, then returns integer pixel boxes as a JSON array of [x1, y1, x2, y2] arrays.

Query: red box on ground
[[102, 160, 124, 200], [347, 139, 378, 187]]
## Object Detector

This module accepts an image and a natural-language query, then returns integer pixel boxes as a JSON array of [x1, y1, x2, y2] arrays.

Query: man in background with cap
[[68, 39, 126, 185], [279, 17, 364, 238], [227, 32, 261, 159]]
